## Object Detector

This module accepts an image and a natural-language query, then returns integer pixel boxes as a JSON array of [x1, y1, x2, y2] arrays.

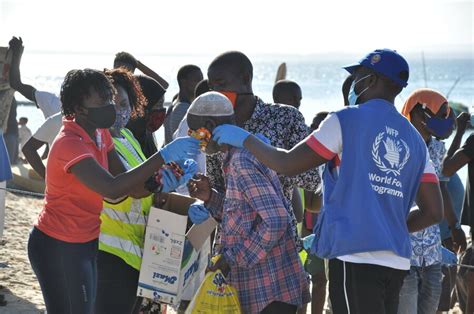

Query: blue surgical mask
[[113, 106, 131, 130], [425, 112, 455, 138], [347, 74, 372, 106]]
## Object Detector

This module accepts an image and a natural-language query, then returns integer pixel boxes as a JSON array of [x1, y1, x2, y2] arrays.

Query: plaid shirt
[[206, 148, 310, 313], [206, 97, 321, 249]]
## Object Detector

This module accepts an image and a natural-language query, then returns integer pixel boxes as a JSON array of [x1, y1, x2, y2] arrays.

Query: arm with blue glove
[[69, 137, 200, 201], [212, 124, 327, 176]]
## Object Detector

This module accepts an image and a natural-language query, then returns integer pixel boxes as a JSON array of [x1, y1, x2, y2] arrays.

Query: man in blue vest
[[211, 49, 444, 314]]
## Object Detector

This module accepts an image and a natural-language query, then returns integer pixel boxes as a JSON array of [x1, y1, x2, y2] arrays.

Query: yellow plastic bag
[[185, 269, 242, 314]]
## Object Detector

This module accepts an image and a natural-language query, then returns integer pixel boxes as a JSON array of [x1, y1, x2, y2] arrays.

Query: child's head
[[310, 111, 329, 131], [18, 117, 28, 126]]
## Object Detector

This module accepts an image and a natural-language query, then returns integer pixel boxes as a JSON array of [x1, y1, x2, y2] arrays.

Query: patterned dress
[[409, 138, 446, 266]]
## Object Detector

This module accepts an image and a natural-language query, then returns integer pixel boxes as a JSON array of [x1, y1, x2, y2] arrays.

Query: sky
[[1, 0, 473, 56]]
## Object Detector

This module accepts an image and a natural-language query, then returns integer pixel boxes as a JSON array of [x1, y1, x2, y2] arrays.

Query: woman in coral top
[[27, 69, 199, 314]]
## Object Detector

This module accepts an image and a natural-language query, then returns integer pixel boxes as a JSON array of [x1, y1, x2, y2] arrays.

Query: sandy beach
[[0, 191, 45, 313]]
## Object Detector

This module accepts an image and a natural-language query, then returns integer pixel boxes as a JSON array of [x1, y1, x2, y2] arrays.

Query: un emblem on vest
[[372, 130, 410, 176]]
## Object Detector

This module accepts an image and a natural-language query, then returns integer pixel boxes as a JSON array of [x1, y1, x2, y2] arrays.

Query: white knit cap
[[187, 91, 234, 117]]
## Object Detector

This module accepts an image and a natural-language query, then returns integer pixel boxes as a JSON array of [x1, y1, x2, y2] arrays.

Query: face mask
[[218, 91, 253, 108], [146, 108, 166, 133], [84, 104, 116, 129], [424, 112, 455, 138], [347, 74, 372, 106], [113, 106, 131, 130]]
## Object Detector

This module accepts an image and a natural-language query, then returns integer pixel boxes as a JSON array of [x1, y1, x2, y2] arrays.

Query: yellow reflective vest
[[99, 128, 153, 270]]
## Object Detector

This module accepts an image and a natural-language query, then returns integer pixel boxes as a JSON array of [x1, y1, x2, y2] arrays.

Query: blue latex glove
[[178, 159, 198, 186], [255, 133, 271, 145], [160, 137, 200, 164], [160, 168, 181, 193], [212, 124, 251, 148], [441, 247, 458, 266], [188, 203, 210, 224], [302, 234, 315, 251]]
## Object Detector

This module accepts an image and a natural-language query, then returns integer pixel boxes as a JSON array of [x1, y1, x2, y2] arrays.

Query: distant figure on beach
[[212, 49, 444, 314], [17, 117, 32, 161], [113, 51, 169, 90], [187, 92, 310, 314], [273, 79, 302, 109], [164, 64, 203, 144], [9, 36, 65, 175], [8, 37, 61, 118], [27, 68, 199, 314]]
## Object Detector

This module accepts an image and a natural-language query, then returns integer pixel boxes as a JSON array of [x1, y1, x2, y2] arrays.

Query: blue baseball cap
[[343, 49, 409, 87]]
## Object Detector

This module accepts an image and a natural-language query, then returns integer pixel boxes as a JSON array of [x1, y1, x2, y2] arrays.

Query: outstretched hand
[[8, 36, 24, 57], [176, 159, 198, 186], [188, 203, 210, 224], [212, 124, 251, 148], [206, 255, 230, 277], [187, 173, 211, 202], [457, 112, 471, 133]]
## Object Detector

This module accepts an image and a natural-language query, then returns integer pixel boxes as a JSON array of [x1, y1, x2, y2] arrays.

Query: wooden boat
[[10, 163, 45, 194]]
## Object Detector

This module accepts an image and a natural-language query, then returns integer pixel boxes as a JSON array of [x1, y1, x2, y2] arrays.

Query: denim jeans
[[398, 263, 442, 314]]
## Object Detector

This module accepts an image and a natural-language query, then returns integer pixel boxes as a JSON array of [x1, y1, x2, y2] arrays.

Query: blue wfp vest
[[312, 99, 428, 259]]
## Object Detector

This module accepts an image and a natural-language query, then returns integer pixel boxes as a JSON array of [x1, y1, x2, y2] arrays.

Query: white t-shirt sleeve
[[33, 113, 63, 146], [420, 148, 439, 183], [34, 90, 62, 118], [173, 117, 189, 140], [305, 113, 342, 160]]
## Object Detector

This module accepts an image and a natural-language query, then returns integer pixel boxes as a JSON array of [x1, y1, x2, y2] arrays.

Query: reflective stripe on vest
[[100, 128, 153, 270], [99, 233, 143, 268]]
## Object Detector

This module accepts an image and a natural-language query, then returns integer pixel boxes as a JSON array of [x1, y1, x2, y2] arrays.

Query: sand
[[0, 192, 45, 313]]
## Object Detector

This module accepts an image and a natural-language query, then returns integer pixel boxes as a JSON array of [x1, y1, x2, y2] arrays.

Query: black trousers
[[28, 227, 98, 314], [329, 259, 407, 314], [95, 251, 142, 314]]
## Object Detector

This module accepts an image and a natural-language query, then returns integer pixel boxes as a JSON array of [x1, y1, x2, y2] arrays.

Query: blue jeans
[[398, 264, 443, 314], [28, 227, 98, 314]]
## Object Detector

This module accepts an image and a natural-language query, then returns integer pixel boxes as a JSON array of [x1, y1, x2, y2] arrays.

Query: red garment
[[36, 119, 114, 243]]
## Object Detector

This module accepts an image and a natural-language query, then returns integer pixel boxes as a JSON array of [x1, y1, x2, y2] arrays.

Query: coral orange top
[[36, 119, 114, 243]]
